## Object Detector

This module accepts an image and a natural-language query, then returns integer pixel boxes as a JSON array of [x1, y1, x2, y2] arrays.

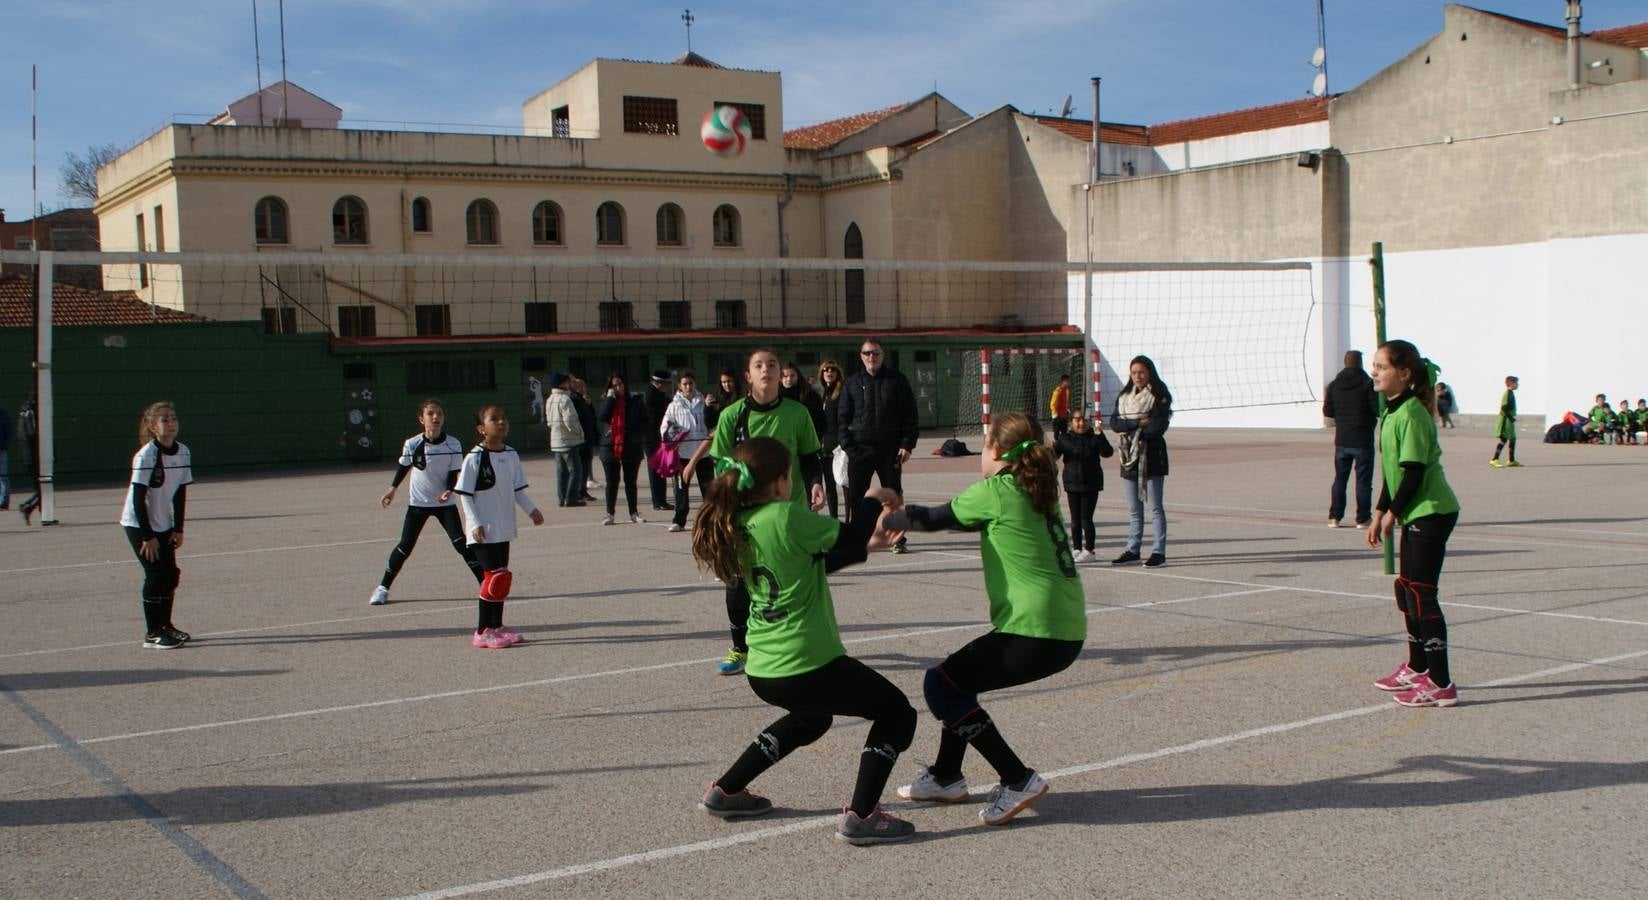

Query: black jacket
[[787, 383, 827, 444], [1110, 390, 1171, 480], [819, 390, 842, 451], [1054, 430, 1113, 493], [643, 385, 671, 449], [1322, 367, 1378, 448], [838, 366, 919, 453], [571, 392, 597, 450], [597, 392, 651, 459]]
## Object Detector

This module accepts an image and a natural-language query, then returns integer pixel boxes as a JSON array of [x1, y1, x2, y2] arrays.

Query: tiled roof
[[1025, 115, 1151, 146], [783, 102, 907, 150], [1592, 22, 1648, 48], [1148, 96, 1330, 145], [672, 51, 724, 68], [0, 275, 207, 328]]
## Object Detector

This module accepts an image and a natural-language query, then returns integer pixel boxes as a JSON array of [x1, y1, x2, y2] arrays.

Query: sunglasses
[[860, 350, 883, 357]]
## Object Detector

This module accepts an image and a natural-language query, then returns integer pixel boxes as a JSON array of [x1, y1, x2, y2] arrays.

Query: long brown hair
[[136, 401, 176, 450], [989, 412, 1058, 516], [1378, 339, 1437, 416], [816, 360, 843, 401], [691, 437, 792, 584]]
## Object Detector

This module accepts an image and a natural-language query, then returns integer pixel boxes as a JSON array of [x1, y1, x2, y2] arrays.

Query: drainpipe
[[776, 172, 794, 327], [1566, 1, 1582, 90]]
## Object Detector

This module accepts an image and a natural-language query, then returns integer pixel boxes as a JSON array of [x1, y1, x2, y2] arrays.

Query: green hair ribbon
[[999, 439, 1040, 462], [715, 457, 755, 491]]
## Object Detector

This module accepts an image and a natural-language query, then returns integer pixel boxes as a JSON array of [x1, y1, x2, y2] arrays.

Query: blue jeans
[[552, 448, 583, 505], [1329, 444, 1373, 523], [1123, 475, 1166, 556]]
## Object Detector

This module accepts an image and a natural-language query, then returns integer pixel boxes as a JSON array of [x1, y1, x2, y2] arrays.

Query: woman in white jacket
[[662, 371, 713, 533]]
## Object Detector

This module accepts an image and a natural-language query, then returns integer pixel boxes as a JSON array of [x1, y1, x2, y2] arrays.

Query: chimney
[[1566, 1, 1583, 90], [0, 208, 7, 223]]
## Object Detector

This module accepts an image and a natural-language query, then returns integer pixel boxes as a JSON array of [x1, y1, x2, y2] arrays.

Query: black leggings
[[1066, 490, 1097, 551], [601, 452, 642, 516], [821, 447, 840, 518], [381, 505, 483, 588], [673, 456, 714, 529], [472, 542, 510, 632], [718, 655, 917, 817], [925, 631, 1083, 785], [124, 526, 180, 633], [1395, 511, 1457, 687]]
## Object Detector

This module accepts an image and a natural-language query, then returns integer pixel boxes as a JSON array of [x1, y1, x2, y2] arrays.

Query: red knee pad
[[479, 568, 512, 602]]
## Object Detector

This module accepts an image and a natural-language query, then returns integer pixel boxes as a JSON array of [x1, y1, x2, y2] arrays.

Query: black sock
[[476, 600, 489, 633], [1420, 620, 1451, 688], [1405, 628, 1426, 673], [1507, 440, 1517, 463], [849, 743, 899, 817], [949, 711, 1027, 787], [931, 729, 968, 781], [141, 597, 167, 633], [1492, 441, 1504, 460]]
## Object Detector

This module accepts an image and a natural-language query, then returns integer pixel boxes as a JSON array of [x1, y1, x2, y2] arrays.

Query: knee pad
[[479, 568, 512, 602], [922, 666, 979, 728], [1394, 576, 1441, 622]]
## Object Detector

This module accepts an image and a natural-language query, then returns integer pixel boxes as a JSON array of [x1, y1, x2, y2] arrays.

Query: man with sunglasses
[[837, 339, 919, 552]]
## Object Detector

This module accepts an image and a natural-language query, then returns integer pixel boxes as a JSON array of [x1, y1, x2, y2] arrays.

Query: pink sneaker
[[1373, 662, 1423, 692], [1393, 673, 1457, 707], [494, 626, 524, 646], [470, 628, 510, 650]]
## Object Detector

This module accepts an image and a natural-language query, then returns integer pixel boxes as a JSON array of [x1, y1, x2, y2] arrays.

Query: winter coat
[[838, 366, 919, 454], [597, 392, 650, 460], [1054, 430, 1113, 493], [546, 388, 584, 452], [1322, 366, 1378, 448], [1109, 389, 1171, 480]]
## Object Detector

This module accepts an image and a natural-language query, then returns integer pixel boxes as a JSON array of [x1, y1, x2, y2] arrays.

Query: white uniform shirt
[[120, 440, 194, 533], [397, 433, 464, 507], [455, 444, 537, 545]]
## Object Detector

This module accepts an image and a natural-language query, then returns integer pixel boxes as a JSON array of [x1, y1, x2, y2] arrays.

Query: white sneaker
[[979, 771, 1048, 825], [369, 586, 390, 606], [896, 766, 969, 803], [1328, 518, 1342, 528], [667, 523, 685, 533], [629, 513, 645, 524], [1074, 549, 1094, 563], [601, 514, 615, 526]]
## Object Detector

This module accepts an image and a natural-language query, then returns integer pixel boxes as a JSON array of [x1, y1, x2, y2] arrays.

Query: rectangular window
[[135, 213, 149, 289], [552, 105, 571, 138], [665, 353, 689, 369], [622, 96, 679, 135], [261, 307, 297, 334], [714, 300, 747, 329], [794, 351, 818, 365], [338, 305, 377, 338], [845, 269, 866, 324], [406, 359, 496, 394], [657, 300, 691, 330], [524, 302, 558, 334], [522, 356, 547, 372], [153, 206, 165, 252], [414, 303, 452, 336], [342, 362, 375, 380], [599, 301, 635, 332], [714, 101, 767, 140]]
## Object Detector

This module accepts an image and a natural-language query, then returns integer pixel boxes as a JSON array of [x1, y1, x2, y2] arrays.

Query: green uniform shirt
[[736, 501, 845, 678], [1589, 405, 1615, 427], [1379, 393, 1459, 521], [1495, 389, 1516, 439], [710, 397, 821, 505], [949, 473, 1087, 641]]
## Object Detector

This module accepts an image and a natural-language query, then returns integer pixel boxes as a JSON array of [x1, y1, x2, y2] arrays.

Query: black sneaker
[[1144, 553, 1167, 568], [699, 782, 772, 819], [1111, 550, 1140, 565], [143, 631, 185, 650], [161, 625, 191, 643]]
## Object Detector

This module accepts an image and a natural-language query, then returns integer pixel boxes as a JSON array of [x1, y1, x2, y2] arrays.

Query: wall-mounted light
[[1296, 151, 1321, 170]]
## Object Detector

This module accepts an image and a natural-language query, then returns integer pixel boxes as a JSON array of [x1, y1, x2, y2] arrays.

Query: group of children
[[1581, 393, 1647, 445], [115, 337, 1461, 842]]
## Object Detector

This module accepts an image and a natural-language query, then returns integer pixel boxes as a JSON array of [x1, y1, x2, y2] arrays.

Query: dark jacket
[[819, 389, 842, 452], [1054, 430, 1113, 493], [1110, 390, 1171, 480], [1322, 367, 1378, 448], [571, 392, 598, 450], [837, 366, 919, 454], [597, 392, 650, 460], [787, 383, 827, 444], [705, 389, 738, 430], [643, 385, 671, 449]]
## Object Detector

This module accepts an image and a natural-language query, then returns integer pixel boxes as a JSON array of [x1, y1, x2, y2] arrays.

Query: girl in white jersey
[[120, 402, 194, 649], [454, 404, 543, 649], [370, 400, 484, 605]]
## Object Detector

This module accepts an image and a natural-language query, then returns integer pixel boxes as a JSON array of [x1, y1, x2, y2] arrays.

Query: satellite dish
[[1310, 46, 1326, 68], [1060, 94, 1074, 117], [1311, 72, 1328, 97]]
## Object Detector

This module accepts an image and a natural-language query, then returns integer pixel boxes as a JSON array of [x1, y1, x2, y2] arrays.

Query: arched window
[[596, 201, 626, 246], [411, 197, 431, 233], [332, 196, 368, 244], [712, 205, 741, 247], [655, 203, 683, 247], [254, 196, 289, 244], [466, 199, 499, 245], [844, 223, 865, 324], [844, 222, 864, 259], [533, 201, 563, 245]]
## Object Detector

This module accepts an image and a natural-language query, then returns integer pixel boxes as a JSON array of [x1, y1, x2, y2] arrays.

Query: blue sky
[[0, 1, 1640, 219]]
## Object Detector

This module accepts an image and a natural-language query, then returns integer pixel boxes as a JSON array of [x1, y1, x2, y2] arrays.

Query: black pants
[[600, 452, 642, 516], [124, 526, 181, 633], [926, 631, 1083, 784], [1396, 511, 1458, 687], [673, 456, 714, 528], [1066, 490, 1097, 551], [843, 445, 903, 523], [718, 655, 917, 817], [471, 542, 510, 631], [579, 445, 594, 491], [820, 446, 840, 518], [644, 440, 668, 508], [381, 505, 483, 588]]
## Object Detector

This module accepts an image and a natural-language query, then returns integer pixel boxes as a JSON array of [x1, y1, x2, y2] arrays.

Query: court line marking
[[398, 645, 1648, 899]]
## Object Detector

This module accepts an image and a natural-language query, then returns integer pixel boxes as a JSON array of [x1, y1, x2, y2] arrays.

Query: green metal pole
[[1370, 242, 1394, 575]]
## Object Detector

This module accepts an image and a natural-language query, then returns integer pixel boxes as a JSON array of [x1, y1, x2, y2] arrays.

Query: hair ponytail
[[989, 412, 1059, 517], [691, 437, 792, 583], [1379, 339, 1437, 416], [136, 401, 176, 450]]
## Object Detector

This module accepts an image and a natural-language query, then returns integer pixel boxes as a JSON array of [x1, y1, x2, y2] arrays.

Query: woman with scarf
[[1109, 355, 1172, 568], [597, 372, 649, 526]]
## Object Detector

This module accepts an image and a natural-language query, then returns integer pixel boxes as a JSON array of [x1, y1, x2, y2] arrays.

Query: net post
[[1370, 240, 1394, 574], [978, 347, 990, 433], [34, 250, 57, 525]]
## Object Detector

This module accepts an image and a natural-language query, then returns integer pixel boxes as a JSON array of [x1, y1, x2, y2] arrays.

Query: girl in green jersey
[[691, 437, 918, 845], [886, 413, 1087, 826]]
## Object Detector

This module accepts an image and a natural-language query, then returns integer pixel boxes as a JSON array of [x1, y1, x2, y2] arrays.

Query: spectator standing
[[0, 402, 11, 511], [17, 397, 40, 525], [837, 339, 919, 552], [545, 374, 586, 507], [662, 371, 712, 533], [1048, 374, 1071, 439], [644, 371, 674, 511], [1109, 355, 1172, 567], [816, 360, 845, 519], [570, 376, 599, 500], [1322, 350, 1379, 529]]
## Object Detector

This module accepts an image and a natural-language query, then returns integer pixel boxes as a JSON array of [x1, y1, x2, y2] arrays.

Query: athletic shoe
[[835, 806, 916, 845], [699, 782, 773, 819], [1373, 662, 1423, 692], [160, 625, 191, 643], [891, 537, 909, 554], [471, 628, 510, 650], [654, 503, 675, 511], [629, 513, 646, 524], [565, 499, 587, 507], [1070, 549, 1089, 563], [717, 650, 747, 676], [369, 586, 390, 606], [1328, 518, 1342, 528], [1355, 519, 1372, 528], [1489, 459, 1505, 468], [493, 626, 524, 646], [1394, 673, 1458, 707], [1144, 553, 1167, 568], [601, 514, 615, 526], [979, 771, 1049, 825], [143, 631, 185, 650], [896, 766, 969, 803], [667, 523, 685, 533], [1111, 550, 1140, 565], [1507, 461, 1523, 467]]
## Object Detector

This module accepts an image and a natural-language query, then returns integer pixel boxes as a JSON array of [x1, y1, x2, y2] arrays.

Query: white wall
[[1546, 233, 1648, 420], [1154, 122, 1329, 171]]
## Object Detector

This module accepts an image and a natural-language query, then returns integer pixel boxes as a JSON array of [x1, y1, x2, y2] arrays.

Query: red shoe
[[1394, 673, 1457, 707], [1373, 662, 1422, 692]]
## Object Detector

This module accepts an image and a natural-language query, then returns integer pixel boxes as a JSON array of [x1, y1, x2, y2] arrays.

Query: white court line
[[399, 645, 1648, 899]]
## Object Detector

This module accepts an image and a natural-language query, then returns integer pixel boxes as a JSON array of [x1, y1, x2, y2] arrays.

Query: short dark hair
[[1344, 350, 1363, 369]]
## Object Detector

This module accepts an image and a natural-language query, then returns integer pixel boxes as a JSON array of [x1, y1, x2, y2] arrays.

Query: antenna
[[682, 9, 694, 53], [1060, 94, 1074, 117], [278, 0, 289, 123], [251, 0, 266, 125], [1310, 0, 1329, 97]]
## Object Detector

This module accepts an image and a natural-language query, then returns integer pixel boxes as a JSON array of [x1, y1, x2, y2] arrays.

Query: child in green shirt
[[1490, 375, 1519, 467], [1368, 340, 1461, 708], [691, 436, 917, 845], [1618, 400, 1637, 445], [886, 412, 1087, 826], [1584, 394, 1614, 444]]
